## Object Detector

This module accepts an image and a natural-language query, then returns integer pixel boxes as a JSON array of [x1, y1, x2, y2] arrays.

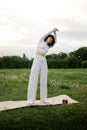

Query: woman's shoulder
[[38, 40, 45, 46]]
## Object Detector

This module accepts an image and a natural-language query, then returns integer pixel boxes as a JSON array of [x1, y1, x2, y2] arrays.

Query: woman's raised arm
[[39, 28, 59, 43]]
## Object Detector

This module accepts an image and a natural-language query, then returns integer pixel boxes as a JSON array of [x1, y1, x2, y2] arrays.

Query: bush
[[81, 60, 87, 68]]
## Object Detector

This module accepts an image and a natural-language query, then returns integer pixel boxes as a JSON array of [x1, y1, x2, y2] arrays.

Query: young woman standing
[[27, 28, 59, 105]]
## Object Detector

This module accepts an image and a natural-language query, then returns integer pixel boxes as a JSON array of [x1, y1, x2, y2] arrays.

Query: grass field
[[0, 69, 87, 130]]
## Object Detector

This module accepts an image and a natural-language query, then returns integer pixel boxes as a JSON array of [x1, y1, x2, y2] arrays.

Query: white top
[[36, 28, 57, 55]]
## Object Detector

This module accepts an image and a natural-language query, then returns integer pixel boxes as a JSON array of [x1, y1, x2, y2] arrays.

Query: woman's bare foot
[[26, 102, 35, 106], [41, 101, 50, 105]]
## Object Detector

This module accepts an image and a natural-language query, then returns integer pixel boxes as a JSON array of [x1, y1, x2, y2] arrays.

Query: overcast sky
[[0, 0, 87, 58]]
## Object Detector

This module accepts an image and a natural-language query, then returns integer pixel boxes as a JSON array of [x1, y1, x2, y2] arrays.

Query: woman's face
[[46, 37, 53, 44]]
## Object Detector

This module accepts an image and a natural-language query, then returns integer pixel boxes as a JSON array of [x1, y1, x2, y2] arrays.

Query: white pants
[[27, 55, 48, 103]]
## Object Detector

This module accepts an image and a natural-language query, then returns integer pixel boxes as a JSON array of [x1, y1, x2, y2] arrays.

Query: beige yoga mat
[[0, 95, 78, 111]]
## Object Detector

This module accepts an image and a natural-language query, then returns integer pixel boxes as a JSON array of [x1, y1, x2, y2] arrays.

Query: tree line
[[0, 47, 87, 69]]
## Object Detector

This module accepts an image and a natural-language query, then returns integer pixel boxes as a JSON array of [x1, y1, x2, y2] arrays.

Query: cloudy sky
[[0, 0, 87, 58]]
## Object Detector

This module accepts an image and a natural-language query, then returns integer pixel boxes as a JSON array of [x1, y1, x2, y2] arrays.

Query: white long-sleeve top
[[36, 29, 57, 55]]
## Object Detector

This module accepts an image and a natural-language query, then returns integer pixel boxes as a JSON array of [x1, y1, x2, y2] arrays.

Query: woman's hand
[[52, 28, 59, 33], [54, 28, 59, 31]]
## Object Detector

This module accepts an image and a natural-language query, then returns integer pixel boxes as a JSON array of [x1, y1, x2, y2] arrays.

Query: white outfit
[[27, 29, 57, 103]]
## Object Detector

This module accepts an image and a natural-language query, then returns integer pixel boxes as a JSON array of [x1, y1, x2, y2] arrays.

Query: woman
[[27, 28, 59, 105]]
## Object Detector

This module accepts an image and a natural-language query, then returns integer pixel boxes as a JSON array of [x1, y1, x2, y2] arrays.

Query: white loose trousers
[[27, 55, 48, 103]]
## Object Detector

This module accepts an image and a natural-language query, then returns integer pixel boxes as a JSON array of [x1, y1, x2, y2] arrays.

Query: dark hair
[[44, 35, 55, 47]]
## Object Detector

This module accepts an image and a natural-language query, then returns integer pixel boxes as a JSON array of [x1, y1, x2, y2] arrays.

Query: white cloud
[[0, 0, 87, 58]]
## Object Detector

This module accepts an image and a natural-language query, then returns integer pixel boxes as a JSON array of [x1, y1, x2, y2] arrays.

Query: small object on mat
[[62, 99, 68, 104]]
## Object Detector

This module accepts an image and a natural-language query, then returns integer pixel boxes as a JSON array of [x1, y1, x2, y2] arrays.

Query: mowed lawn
[[0, 69, 87, 130]]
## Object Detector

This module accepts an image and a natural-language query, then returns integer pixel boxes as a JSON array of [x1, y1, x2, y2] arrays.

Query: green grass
[[0, 69, 87, 130]]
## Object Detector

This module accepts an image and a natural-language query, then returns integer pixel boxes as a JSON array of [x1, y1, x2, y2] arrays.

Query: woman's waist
[[36, 50, 46, 57]]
